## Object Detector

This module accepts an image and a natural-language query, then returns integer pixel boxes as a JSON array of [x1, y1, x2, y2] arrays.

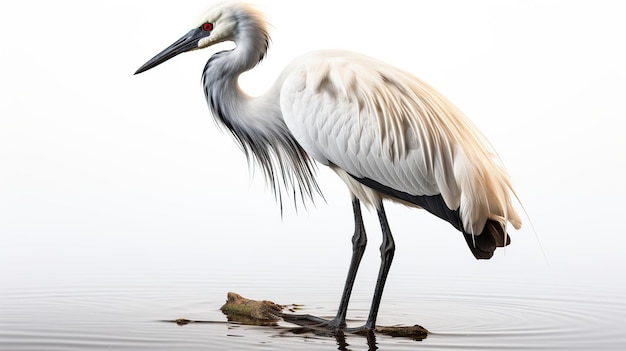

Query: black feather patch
[[351, 175, 510, 260]]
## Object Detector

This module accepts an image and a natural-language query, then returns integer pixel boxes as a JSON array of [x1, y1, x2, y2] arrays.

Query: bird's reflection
[[282, 316, 427, 350], [334, 330, 378, 351], [284, 325, 379, 351]]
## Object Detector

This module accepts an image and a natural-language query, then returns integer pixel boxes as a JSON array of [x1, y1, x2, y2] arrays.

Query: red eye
[[202, 23, 213, 31]]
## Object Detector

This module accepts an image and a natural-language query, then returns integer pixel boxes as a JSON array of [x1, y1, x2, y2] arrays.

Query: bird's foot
[[281, 313, 374, 335], [344, 324, 375, 335], [281, 313, 344, 329]]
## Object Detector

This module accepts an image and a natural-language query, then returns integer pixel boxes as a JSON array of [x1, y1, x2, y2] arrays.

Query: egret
[[135, 2, 522, 333]]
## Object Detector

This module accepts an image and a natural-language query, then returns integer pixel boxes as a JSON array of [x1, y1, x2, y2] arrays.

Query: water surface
[[2, 269, 624, 350]]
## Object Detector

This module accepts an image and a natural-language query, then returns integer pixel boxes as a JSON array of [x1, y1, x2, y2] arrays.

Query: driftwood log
[[220, 292, 428, 340], [219, 292, 285, 326]]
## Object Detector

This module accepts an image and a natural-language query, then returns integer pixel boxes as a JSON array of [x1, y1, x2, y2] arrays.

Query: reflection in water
[[224, 312, 280, 327], [1, 274, 625, 350], [274, 323, 382, 351], [333, 331, 378, 351], [281, 323, 382, 350]]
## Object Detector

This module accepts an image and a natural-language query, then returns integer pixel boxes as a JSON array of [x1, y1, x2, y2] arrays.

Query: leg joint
[[352, 228, 367, 248]]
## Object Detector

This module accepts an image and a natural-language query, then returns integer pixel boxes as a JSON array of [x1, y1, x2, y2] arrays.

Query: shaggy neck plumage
[[201, 10, 321, 208]]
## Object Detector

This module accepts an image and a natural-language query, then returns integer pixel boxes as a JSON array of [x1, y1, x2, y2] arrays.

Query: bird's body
[[136, 1, 521, 332], [279, 50, 521, 234]]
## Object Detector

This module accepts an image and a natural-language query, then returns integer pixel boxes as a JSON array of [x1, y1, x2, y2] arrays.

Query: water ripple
[[1, 274, 625, 350]]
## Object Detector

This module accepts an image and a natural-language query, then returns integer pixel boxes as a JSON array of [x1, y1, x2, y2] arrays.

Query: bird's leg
[[332, 197, 368, 327], [282, 197, 367, 331], [348, 202, 395, 333]]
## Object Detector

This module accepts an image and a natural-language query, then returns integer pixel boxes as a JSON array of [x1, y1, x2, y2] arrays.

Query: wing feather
[[280, 50, 521, 235]]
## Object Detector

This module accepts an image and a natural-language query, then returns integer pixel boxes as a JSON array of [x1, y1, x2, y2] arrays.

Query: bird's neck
[[202, 48, 284, 145], [202, 17, 275, 132], [200, 25, 321, 208]]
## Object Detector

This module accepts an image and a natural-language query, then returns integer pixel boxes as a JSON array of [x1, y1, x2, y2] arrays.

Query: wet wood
[[374, 324, 429, 340], [164, 318, 226, 325], [220, 292, 428, 340], [220, 292, 284, 325]]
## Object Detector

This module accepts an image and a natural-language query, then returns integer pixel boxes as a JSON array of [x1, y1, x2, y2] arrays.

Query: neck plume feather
[[202, 9, 322, 210]]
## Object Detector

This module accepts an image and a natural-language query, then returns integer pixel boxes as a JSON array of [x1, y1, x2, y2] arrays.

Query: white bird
[[135, 1, 522, 333]]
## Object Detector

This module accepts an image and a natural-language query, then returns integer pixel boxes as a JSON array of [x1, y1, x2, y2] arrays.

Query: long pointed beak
[[135, 28, 204, 75]]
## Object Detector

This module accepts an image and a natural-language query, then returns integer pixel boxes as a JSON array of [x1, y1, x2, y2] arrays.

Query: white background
[[1, 1, 625, 291]]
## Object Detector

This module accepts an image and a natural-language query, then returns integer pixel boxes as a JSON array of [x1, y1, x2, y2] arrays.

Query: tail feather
[[349, 175, 515, 260], [463, 220, 510, 259]]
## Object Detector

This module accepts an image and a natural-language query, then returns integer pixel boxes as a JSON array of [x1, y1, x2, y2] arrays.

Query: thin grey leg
[[333, 197, 368, 326], [363, 203, 395, 330], [281, 196, 367, 331]]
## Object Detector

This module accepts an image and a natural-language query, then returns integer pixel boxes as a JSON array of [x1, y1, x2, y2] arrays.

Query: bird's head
[[135, 1, 257, 75]]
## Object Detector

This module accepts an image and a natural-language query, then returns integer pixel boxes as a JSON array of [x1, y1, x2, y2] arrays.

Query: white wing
[[279, 50, 521, 235]]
